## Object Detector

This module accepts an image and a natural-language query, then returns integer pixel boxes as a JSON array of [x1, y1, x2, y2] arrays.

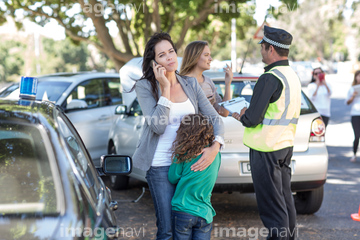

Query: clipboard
[[219, 97, 249, 114]]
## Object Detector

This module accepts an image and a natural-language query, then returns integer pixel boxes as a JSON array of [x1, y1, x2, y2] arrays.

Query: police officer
[[233, 26, 301, 240]]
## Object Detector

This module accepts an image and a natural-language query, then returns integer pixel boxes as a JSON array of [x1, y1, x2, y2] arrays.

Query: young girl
[[168, 114, 221, 240], [180, 41, 233, 117], [346, 70, 360, 162]]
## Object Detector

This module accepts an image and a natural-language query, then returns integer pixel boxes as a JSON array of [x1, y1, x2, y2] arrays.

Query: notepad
[[219, 97, 249, 114]]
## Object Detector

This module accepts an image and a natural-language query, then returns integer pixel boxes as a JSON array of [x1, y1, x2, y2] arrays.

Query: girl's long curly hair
[[171, 114, 215, 163]]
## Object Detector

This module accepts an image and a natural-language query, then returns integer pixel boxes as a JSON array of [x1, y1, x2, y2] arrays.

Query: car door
[[64, 77, 121, 167], [115, 98, 144, 157], [57, 112, 117, 234]]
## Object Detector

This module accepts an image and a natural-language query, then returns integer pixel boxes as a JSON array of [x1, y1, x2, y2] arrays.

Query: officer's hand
[[240, 107, 247, 117], [232, 112, 241, 121]]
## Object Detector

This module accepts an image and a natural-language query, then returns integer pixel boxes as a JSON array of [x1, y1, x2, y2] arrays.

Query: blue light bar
[[19, 76, 38, 100]]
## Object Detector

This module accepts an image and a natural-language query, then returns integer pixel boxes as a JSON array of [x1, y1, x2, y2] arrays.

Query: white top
[[152, 98, 196, 166], [307, 82, 332, 117], [346, 86, 360, 116]]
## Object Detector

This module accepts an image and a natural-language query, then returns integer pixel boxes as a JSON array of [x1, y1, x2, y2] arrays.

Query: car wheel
[[109, 144, 129, 190], [294, 186, 324, 214]]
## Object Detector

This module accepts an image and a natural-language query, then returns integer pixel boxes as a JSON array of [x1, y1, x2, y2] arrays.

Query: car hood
[[0, 216, 60, 240]]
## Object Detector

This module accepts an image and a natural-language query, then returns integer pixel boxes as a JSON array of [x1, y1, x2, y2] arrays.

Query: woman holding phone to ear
[[180, 41, 233, 117], [132, 32, 224, 240], [307, 67, 332, 127]]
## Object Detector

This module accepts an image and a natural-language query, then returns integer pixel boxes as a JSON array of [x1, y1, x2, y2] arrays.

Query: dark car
[[0, 99, 131, 239]]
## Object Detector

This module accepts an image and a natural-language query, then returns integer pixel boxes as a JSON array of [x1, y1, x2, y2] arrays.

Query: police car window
[[0, 124, 59, 215]]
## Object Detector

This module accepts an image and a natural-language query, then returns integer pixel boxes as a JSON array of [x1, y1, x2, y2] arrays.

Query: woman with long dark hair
[[307, 67, 332, 127], [180, 41, 233, 117], [346, 70, 360, 162], [132, 32, 224, 239]]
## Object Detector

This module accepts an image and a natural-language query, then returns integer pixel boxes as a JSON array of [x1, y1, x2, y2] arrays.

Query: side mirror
[[115, 104, 127, 115], [100, 155, 132, 175]]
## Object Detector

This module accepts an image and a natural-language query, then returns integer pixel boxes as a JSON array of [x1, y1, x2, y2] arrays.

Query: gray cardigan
[[133, 74, 225, 171]]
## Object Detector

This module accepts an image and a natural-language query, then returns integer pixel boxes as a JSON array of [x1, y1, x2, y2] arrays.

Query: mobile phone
[[318, 73, 325, 82], [150, 60, 158, 68]]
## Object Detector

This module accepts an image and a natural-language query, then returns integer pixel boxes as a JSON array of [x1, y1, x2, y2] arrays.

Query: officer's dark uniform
[[240, 26, 301, 240]]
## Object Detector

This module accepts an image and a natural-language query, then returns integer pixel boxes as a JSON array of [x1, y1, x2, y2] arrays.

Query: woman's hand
[[191, 142, 221, 172], [224, 64, 233, 86], [153, 62, 170, 89]]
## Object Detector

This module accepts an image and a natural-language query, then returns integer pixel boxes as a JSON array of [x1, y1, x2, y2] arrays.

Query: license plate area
[[240, 160, 296, 175]]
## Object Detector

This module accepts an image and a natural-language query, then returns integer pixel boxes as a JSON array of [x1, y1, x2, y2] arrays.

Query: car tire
[[294, 186, 324, 214], [109, 144, 129, 190]]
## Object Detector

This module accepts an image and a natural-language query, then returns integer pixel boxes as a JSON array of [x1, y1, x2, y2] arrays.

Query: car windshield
[[213, 81, 317, 114], [0, 81, 71, 102], [0, 123, 60, 216]]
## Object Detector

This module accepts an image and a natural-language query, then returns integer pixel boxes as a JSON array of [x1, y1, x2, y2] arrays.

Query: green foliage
[[276, 0, 348, 61], [40, 38, 91, 74], [0, 40, 25, 82]]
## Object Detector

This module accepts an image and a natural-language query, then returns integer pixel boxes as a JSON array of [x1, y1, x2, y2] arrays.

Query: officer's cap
[[258, 25, 293, 49]]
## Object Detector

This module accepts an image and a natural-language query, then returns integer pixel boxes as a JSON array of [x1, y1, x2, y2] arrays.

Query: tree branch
[[78, 0, 133, 64], [175, 0, 214, 48], [152, 0, 161, 32], [22, 5, 105, 52]]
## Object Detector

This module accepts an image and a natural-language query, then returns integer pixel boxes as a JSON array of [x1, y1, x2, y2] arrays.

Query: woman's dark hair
[[352, 70, 360, 86], [136, 32, 177, 101], [171, 114, 214, 163], [310, 67, 324, 83]]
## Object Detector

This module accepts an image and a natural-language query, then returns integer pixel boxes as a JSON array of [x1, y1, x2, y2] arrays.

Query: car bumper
[[215, 143, 328, 193]]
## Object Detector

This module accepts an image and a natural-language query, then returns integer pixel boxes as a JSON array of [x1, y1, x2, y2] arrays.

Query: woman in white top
[[180, 41, 233, 117], [346, 70, 360, 162], [307, 67, 332, 127]]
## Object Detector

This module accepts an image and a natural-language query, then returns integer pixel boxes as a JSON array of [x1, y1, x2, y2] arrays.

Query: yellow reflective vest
[[243, 66, 301, 152]]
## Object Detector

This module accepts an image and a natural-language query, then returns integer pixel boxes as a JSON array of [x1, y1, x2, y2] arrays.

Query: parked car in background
[[290, 61, 314, 86], [0, 72, 121, 167], [0, 99, 132, 239], [107, 58, 329, 214]]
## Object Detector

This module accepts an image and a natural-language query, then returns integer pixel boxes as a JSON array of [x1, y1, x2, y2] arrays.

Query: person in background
[[232, 25, 301, 240], [346, 70, 360, 162], [132, 32, 224, 240], [168, 113, 220, 240], [180, 41, 233, 117], [307, 67, 332, 127]]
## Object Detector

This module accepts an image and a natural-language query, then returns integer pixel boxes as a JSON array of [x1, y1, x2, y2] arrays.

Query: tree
[[1, 0, 254, 71], [274, 0, 348, 61], [41, 38, 92, 74], [0, 40, 25, 82], [0, 1, 300, 71]]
